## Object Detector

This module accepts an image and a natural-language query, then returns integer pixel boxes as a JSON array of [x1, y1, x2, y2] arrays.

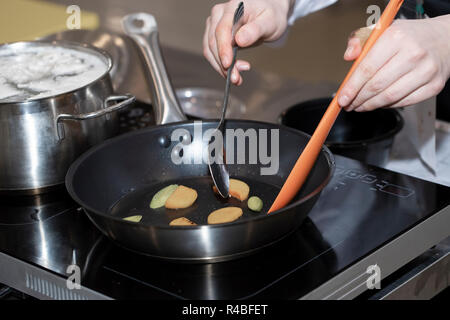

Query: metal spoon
[[208, 2, 244, 198]]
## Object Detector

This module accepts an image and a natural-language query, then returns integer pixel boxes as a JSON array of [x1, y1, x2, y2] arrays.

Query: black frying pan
[[65, 13, 334, 262], [66, 120, 334, 262]]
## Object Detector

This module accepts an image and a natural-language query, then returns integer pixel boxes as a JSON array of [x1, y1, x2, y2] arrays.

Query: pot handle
[[55, 94, 135, 140], [122, 13, 187, 125]]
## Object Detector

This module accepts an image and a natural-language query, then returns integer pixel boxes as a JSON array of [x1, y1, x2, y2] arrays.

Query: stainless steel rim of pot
[[122, 13, 187, 125]]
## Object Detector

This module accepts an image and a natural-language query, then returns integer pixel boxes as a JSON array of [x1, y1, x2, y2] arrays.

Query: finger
[[354, 65, 433, 112], [343, 106, 352, 112], [215, 10, 235, 69], [203, 18, 223, 75], [233, 60, 250, 86], [237, 75, 244, 86], [202, 16, 211, 58], [388, 79, 445, 108], [208, 7, 227, 75], [235, 59, 250, 72], [344, 37, 362, 61], [346, 51, 415, 111], [204, 44, 226, 77], [338, 31, 401, 107], [231, 66, 241, 84], [235, 14, 274, 47], [224, 63, 241, 85], [203, 18, 226, 77]]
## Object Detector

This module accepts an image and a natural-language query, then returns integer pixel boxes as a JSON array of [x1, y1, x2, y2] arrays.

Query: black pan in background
[[436, 80, 450, 122], [280, 97, 404, 167]]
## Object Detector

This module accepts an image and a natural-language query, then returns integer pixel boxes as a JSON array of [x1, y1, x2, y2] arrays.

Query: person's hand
[[203, 0, 293, 85], [338, 15, 450, 112]]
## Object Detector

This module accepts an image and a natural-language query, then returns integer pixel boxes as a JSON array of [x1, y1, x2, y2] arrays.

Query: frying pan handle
[[121, 13, 187, 125], [55, 94, 135, 140]]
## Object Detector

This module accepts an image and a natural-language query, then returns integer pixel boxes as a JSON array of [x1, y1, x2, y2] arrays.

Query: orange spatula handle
[[268, 0, 404, 214]]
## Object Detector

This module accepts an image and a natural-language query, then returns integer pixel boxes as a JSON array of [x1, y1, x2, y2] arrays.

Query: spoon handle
[[218, 2, 243, 130], [219, 46, 238, 129], [208, 2, 244, 198]]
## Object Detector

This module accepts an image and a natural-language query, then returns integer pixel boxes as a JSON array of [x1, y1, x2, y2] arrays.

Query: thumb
[[235, 16, 272, 48], [344, 37, 362, 61], [344, 26, 373, 61]]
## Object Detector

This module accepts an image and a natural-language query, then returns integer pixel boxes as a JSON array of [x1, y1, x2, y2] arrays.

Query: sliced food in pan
[[169, 217, 197, 226], [165, 185, 198, 209], [207, 207, 243, 225]]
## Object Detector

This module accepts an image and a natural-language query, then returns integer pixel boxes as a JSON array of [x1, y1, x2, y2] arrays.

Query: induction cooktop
[[0, 103, 449, 300]]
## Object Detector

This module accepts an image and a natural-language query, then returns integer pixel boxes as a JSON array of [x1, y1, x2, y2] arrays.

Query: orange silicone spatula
[[268, 0, 404, 214]]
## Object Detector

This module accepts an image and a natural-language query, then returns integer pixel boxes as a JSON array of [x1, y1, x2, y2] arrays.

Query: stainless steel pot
[[0, 41, 135, 193]]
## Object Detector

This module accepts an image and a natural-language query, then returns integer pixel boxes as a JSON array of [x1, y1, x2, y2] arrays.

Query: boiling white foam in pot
[[0, 44, 109, 102]]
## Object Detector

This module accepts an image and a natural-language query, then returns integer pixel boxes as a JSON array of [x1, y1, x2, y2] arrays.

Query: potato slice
[[150, 184, 178, 209], [229, 179, 250, 201], [169, 217, 196, 226], [123, 215, 142, 223], [207, 207, 243, 225], [165, 185, 198, 209], [247, 196, 263, 212], [213, 179, 250, 201]]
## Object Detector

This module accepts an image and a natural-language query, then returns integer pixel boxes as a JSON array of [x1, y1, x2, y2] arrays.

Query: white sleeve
[[288, 0, 338, 25]]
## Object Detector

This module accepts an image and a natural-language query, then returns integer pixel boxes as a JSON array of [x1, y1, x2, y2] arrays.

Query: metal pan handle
[[122, 13, 187, 125], [55, 94, 135, 140]]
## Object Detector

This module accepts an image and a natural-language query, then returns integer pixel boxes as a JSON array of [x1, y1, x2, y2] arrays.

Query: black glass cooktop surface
[[1, 154, 449, 299]]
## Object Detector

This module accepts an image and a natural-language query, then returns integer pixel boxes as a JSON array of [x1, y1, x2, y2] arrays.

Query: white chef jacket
[[288, 0, 338, 24], [267, 0, 337, 46]]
